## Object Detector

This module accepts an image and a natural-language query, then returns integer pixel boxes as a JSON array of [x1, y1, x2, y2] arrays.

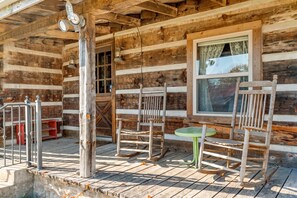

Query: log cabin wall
[[113, 3, 297, 143], [62, 1, 297, 163], [2, 38, 64, 130], [62, 47, 80, 137], [62, 38, 115, 137]]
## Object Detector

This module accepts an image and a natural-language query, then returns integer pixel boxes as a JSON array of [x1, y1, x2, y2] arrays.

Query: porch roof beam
[[210, 0, 229, 6], [0, 0, 19, 9], [36, 30, 79, 40], [138, 0, 177, 17], [96, 12, 141, 27], [0, 0, 149, 44], [0, 0, 44, 20]]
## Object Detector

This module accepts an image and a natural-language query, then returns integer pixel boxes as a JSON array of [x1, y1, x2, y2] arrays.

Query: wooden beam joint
[[96, 12, 141, 27], [138, 0, 178, 17]]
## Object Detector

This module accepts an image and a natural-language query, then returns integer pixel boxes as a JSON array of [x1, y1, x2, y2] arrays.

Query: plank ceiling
[[0, 0, 246, 43]]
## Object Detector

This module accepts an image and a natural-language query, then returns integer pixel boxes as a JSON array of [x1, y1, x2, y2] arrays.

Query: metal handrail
[[0, 96, 42, 170]]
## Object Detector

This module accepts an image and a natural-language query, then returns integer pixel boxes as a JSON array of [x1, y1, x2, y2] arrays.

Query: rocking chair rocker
[[116, 83, 167, 161]]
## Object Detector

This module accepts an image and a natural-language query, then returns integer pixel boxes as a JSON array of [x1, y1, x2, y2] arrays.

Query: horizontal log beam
[[36, 30, 79, 40], [0, 0, 44, 20], [138, 0, 177, 17], [0, 0, 149, 44], [0, 11, 67, 44], [210, 0, 229, 6], [96, 12, 141, 27]]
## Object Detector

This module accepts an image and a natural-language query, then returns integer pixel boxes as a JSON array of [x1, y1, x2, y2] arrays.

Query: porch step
[[0, 164, 28, 184], [0, 164, 33, 197], [0, 181, 15, 197]]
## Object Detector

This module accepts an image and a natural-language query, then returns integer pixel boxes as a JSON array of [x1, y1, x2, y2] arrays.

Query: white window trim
[[192, 30, 253, 116]]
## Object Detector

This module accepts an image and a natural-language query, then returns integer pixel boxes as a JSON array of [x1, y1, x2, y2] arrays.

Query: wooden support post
[[79, 14, 96, 178]]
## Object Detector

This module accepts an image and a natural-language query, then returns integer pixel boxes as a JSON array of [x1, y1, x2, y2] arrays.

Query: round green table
[[175, 127, 216, 168]]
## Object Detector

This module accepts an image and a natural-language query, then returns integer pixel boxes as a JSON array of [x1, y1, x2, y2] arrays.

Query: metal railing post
[[35, 96, 42, 170], [24, 96, 31, 167], [3, 108, 6, 167]]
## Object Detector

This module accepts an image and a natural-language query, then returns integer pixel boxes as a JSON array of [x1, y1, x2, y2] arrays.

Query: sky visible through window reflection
[[196, 53, 248, 76]]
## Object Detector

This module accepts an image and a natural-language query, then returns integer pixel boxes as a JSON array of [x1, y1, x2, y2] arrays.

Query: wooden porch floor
[[5, 138, 297, 198]]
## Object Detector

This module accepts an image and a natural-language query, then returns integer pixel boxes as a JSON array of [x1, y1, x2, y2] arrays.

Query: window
[[95, 47, 112, 95], [187, 21, 262, 117], [193, 33, 251, 115]]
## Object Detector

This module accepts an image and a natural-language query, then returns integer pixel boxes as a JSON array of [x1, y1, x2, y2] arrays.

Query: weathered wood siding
[[113, 2, 297, 146], [62, 47, 79, 137], [2, 38, 63, 123], [62, 1, 297, 154]]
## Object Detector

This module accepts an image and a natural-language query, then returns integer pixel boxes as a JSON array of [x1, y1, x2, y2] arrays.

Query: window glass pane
[[106, 51, 111, 64], [106, 65, 111, 78], [196, 76, 248, 113], [196, 37, 248, 76], [99, 52, 104, 65], [96, 80, 98, 94], [99, 66, 104, 79], [99, 81, 104, 93], [106, 80, 112, 93]]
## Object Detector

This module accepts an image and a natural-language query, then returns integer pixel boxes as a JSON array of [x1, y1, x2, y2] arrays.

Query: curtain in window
[[199, 44, 224, 111], [230, 40, 248, 55]]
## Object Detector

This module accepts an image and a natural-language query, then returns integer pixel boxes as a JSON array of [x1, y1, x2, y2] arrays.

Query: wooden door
[[95, 45, 115, 141]]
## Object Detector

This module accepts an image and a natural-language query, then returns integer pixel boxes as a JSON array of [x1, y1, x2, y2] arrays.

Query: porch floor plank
[[101, 151, 191, 197], [277, 169, 297, 198], [2, 138, 295, 198], [255, 167, 292, 198]]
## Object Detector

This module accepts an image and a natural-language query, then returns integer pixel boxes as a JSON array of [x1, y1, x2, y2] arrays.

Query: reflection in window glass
[[197, 77, 248, 113], [195, 36, 249, 114], [197, 39, 248, 76]]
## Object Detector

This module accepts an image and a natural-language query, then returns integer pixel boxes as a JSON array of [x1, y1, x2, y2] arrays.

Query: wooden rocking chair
[[198, 75, 278, 186], [116, 83, 167, 161]]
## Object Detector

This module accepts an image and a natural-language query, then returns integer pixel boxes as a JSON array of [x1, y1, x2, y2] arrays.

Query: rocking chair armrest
[[199, 121, 233, 129], [243, 126, 267, 132]]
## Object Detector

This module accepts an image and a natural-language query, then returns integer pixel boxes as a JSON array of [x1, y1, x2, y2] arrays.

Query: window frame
[[193, 31, 252, 116], [186, 21, 262, 120], [95, 45, 112, 97]]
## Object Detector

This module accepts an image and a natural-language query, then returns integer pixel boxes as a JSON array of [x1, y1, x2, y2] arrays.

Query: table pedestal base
[[179, 137, 199, 168]]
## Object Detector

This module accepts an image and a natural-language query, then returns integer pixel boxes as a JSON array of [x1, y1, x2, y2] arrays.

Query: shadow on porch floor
[[3, 138, 297, 198]]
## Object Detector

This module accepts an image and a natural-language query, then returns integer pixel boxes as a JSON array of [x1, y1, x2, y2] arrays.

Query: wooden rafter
[[210, 0, 229, 7], [0, 0, 149, 44], [0, 0, 44, 20], [96, 12, 141, 27], [138, 0, 177, 17], [0, 0, 19, 9], [36, 30, 78, 40]]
